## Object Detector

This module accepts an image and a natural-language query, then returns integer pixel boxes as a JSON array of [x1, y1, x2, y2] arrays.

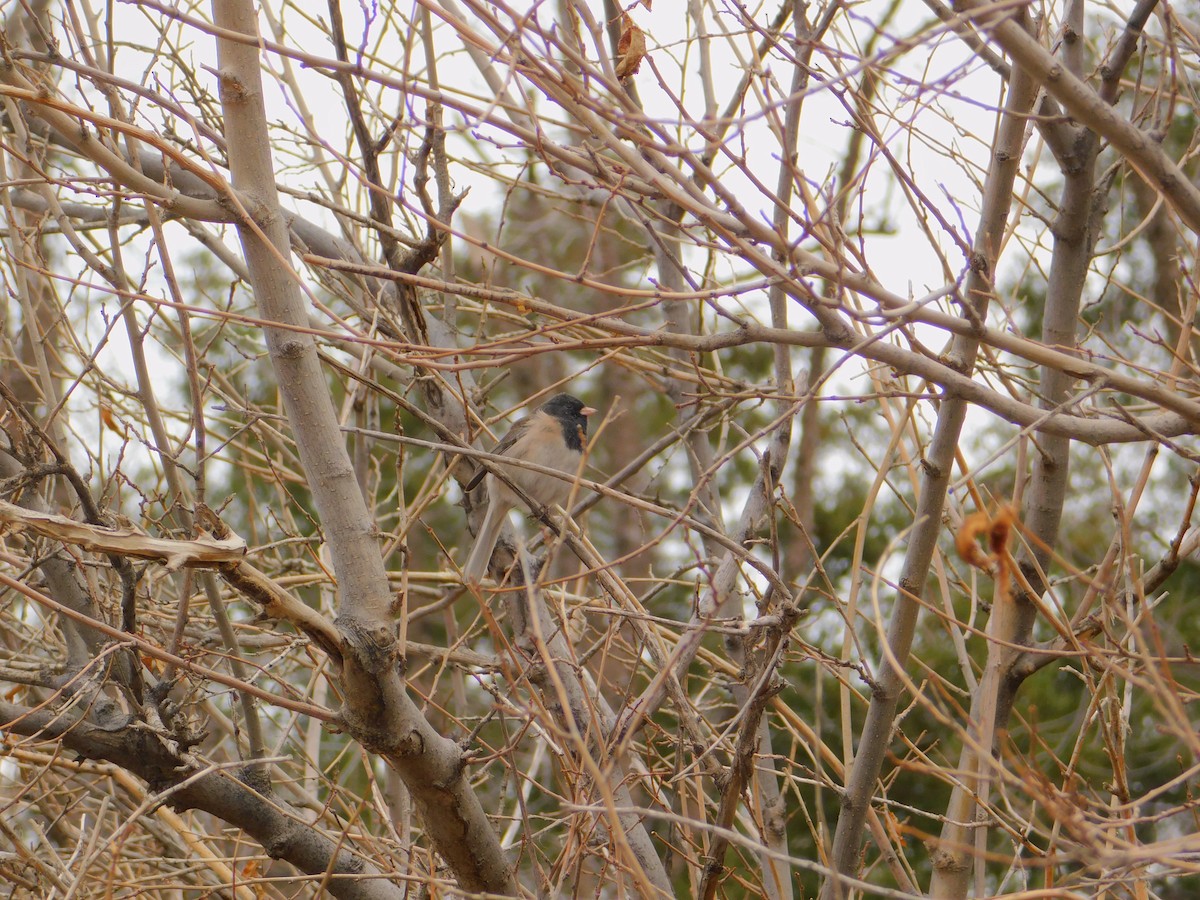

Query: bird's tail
[[463, 501, 508, 586]]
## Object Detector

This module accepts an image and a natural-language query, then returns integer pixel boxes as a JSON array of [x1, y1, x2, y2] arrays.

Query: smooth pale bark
[[924, 35, 1042, 900], [930, 2, 1155, 894], [210, 0, 516, 893], [822, 15, 1041, 895]]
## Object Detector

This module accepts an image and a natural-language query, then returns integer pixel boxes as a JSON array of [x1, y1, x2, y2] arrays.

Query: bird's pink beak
[[581, 406, 597, 417]]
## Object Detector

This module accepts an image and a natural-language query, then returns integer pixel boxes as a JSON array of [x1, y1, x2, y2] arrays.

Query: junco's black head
[[541, 393, 595, 451]]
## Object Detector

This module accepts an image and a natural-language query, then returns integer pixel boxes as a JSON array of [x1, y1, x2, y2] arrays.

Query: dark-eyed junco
[[462, 392, 595, 585]]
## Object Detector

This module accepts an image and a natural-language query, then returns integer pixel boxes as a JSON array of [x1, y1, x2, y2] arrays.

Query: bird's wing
[[463, 413, 535, 492]]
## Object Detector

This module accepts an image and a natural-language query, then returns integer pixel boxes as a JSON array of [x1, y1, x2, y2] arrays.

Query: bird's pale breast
[[490, 411, 581, 508]]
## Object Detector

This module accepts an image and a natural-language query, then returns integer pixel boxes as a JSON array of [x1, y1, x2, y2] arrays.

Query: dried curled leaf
[[100, 403, 126, 437], [615, 14, 647, 80], [956, 511, 995, 570], [955, 505, 1016, 574], [988, 506, 1014, 558]]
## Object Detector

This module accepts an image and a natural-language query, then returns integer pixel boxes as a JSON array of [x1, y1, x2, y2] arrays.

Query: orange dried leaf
[[988, 505, 1014, 556], [955, 510, 994, 570], [615, 14, 647, 79], [990, 506, 1016, 601], [100, 404, 125, 437]]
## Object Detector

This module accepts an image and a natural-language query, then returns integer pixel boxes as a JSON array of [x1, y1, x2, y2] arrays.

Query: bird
[[462, 392, 595, 586]]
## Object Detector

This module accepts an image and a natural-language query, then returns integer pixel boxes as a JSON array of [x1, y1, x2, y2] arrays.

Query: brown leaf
[[100, 403, 126, 437], [955, 504, 1017, 588], [615, 14, 647, 80], [955, 510, 995, 571], [989, 506, 1015, 603]]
